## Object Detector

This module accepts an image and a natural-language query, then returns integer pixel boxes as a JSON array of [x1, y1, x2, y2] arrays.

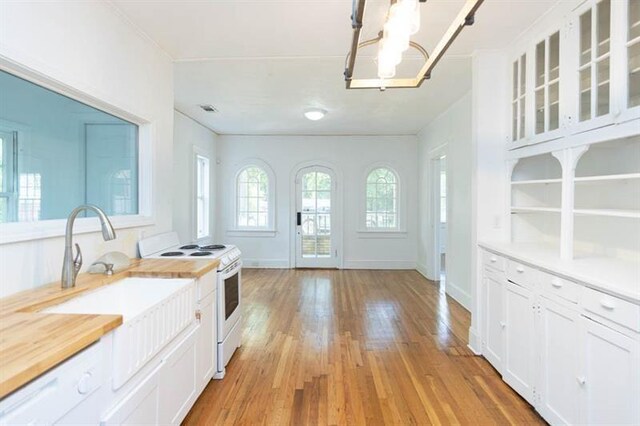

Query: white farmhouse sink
[[43, 277, 197, 389]]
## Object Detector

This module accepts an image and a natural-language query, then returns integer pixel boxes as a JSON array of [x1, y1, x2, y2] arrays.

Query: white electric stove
[[138, 232, 242, 379]]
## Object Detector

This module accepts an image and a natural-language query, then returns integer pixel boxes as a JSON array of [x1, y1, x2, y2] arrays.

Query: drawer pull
[[600, 299, 616, 310], [516, 266, 525, 273], [490, 257, 497, 263], [576, 376, 586, 386], [551, 279, 563, 289]]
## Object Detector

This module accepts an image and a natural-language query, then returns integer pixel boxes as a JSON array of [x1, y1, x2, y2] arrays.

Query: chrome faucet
[[61, 204, 116, 289]]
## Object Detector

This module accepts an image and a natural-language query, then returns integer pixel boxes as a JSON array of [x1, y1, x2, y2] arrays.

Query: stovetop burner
[[180, 244, 200, 250], [190, 251, 212, 257], [161, 251, 185, 257], [200, 244, 226, 250]]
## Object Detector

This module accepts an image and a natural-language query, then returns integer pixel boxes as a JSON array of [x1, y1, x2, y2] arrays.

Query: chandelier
[[344, 0, 484, 90]]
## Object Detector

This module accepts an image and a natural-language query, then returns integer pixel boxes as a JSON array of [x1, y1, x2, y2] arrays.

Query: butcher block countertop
[[0, 258, 220, 399]]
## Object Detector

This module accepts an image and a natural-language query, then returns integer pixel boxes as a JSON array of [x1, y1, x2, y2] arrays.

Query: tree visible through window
[[366, 167, 398, 229], [237, 166, 269, 228]]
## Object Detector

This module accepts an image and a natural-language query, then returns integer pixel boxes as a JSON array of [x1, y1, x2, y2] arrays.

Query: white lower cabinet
[[159, 326, 198, 425], [101, 364, 162, 426], [483, 269, 505, 372], [481, 249, 640, 426], [196, 290, 217, 393], [503, 280, 536, 404], [579, 317, 640, 425], [538, 296, 580, 425]]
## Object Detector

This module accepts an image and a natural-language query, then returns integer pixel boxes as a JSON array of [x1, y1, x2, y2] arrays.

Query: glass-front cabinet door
[[573, 0, 614, 132], [623, 0, 640, 119], [512, 54, 528, 144], [534, 31, 563, 141]]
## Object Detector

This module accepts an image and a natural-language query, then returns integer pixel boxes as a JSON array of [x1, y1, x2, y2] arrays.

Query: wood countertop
[[0, 258, 220, 399]]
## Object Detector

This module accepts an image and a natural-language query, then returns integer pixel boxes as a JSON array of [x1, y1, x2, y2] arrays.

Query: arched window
[[366, 167, 398, 229], [236, 166, 270, 229]]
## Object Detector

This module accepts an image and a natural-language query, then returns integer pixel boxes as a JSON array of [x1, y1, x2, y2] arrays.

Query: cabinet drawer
[[582, 287, 640, 332], [539, 271, 579, 303], [198, 270, 217, 301], [507, 260, 538, 289], [482, 251, 505, 272]]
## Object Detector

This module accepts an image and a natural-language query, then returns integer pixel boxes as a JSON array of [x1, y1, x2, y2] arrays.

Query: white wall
[[417, 92, 473, 309], [0, 2, 174, 297], [172, 111, 218, 244], [216, 135, 418, 269]]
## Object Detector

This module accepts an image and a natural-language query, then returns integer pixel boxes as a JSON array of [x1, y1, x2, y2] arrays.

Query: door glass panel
[[519, 97, 526, 138], [596, 57, 610, 116], [629, 0, 640, 108], [596, 0, 611, 57], [549, 82, 560, 131], [580, 68, 592, 121], [549, 32, 560, 81], [630, 0, 640, 40], [536, 41, 545, 88], [513, 61, 518, 101], [300, 171, 331, 259], [520, 55, 526, 95], [629, 42, 640, 107], [512, 101, 518, 142], [536, 88, 545, 134], [580, 10, 592, 66]]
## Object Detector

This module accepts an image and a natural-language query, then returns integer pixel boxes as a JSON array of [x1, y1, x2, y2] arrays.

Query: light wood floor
[[184, 269, 544, 425]]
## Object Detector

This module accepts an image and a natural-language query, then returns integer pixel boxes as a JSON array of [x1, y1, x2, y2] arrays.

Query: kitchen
[[0, 0, 638, 425]]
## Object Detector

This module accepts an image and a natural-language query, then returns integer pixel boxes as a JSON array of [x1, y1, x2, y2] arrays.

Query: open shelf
[[574, 209, 640, 218], [512, 207, 562, 213], [575, 173, 640, 182], [512, 178, 562, 185]]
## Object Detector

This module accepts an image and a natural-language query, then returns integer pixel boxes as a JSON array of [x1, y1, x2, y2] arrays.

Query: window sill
[[226, 229, 277, 238], [0, 215, 155, 245], [357, 229, 408, 239]]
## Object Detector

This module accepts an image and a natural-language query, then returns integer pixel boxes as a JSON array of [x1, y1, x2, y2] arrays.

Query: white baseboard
[[241, 258, 289, 269], [415, 262, 435, 281], [342, 260, 416, 270], [445, 280, 471, 311], [468, 327, 482, 355]]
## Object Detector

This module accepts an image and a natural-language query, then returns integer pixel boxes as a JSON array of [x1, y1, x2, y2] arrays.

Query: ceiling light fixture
[[304, 108, 326, 121], [344, 0, 484, 90]]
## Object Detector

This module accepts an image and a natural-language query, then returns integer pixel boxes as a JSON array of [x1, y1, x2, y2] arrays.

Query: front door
[[295, 166, 337, 268]]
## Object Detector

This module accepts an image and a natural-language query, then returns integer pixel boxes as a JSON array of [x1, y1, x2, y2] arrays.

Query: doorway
[[432, 154, 447, 287], [295, 166, 337, 268]]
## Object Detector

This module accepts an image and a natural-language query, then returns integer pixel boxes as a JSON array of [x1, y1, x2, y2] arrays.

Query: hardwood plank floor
[[184, 269, 544, 425]]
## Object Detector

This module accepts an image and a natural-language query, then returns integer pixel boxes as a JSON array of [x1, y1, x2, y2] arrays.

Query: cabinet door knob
[[490, 257, 497, 263], [500, 322, 506, 329], [77, 372, 92, 395], [551, 279, 563, 288], [576, 376, 586, 386], [516, 266, 525, 273], [600, 299, 615, 310]]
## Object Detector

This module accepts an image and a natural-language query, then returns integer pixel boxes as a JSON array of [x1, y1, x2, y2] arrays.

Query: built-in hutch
[[480, 0, 640, 424]]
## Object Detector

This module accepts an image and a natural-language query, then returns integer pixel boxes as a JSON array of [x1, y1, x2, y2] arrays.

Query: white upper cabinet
[[572, 0, 614, 132], [512, 54, 528, 144], [621, 0, 640, 121], [508, 0, 640, 150], [534, 31, 564, 142]]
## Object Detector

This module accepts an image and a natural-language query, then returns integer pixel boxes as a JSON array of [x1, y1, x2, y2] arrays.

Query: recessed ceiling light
[[304, 108, 326, 121]]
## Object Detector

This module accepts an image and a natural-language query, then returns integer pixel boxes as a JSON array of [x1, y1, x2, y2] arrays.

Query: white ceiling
[[110, 0, 557, 135]]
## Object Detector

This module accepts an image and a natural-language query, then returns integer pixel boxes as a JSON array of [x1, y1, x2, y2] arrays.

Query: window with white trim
[[236, 166, 270, 229], [365, 167, 399, 229], [196, 155, 210, 239]]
